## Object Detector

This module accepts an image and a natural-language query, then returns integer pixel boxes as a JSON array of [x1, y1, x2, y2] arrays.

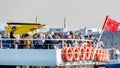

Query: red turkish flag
[[102, 17, 120, 33]]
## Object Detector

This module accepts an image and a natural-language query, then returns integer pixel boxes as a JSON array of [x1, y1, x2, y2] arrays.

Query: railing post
[[62, 39, 64, 48], [0, 39, 2, 48], [31, 39, 34, 49], [48, 44, 49, 49]]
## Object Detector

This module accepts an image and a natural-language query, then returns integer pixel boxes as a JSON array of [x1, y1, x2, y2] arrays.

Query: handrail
[[0, 38, 95, 49], [0, 38, 92, 41]]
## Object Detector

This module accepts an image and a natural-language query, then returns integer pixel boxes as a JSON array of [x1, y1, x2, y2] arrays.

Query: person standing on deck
[[89, 34, 98, 47], [78, 32, 84, 39], [2, 34, 11, 48], [83, 35, 89, 46], [33, 33, 44, 49], [24, 34, 32, 49], [10, 26, 17, 48]]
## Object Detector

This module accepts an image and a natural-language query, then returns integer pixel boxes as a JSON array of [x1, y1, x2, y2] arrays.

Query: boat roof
[[7, 22, 46, 26], [5, 22, 46, 35]]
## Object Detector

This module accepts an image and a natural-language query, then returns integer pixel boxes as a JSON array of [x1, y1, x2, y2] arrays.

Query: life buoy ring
[[90, 47, 94, 60], [95, 49, 102, 62], [73, 46, 80, 62], [100, 50, 103, 62], [65, 47, 74, 62], [61, 46, 68, 62], [95, 49, 99, 61], [105, 50, 109, 62], [85, 47, 92, 61], [80, 46, 87, 61], [101, 50, 105, 62], [104, 50, 106, 62]]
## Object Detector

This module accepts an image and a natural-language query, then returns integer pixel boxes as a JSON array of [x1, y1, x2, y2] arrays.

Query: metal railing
[[0, 38, 94, 49]]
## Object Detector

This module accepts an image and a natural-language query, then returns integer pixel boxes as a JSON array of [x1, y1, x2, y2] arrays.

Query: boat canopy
[[5, 22, 46, 35]]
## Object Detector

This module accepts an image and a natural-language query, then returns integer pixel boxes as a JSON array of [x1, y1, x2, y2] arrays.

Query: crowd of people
[[0, 26, 99, 49]]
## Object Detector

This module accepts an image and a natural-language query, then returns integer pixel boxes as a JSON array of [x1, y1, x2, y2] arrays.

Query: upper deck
[[0, 39, 117, 66]]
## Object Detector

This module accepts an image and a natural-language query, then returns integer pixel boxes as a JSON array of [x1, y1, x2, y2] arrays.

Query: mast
[[64, 17, 67, 32], [35, 16, 38, 23]]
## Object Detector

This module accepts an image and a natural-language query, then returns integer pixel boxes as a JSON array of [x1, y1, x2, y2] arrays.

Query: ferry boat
[[0, 22, 119, 68]]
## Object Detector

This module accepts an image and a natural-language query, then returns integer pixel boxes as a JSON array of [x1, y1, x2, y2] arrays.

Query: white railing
[[0, 39, 94, 49]]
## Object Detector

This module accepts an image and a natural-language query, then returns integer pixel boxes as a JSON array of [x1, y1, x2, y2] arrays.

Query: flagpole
[[92, 16, 109, 61], [95, 30, 104, 50], [102, 16, 109, 30]]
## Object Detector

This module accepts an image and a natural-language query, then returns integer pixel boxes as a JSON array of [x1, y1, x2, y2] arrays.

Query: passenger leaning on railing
[[43, 33, 62, 49], [24, 34, 32, 49], [2, 34, 11, 49], [81, 35, 93, 47], [78, 33, 84, 45], [78, 32, 84, 39], [33, 33, 44, 49], [59, 33, 65, 39], [66, 31, 75, 46], [43, 32, 54, 49], [73, 35, 81, 46], [89, 34, 98, 47], [53, 34, 62, 49], [17, 34, 25, 49], [83, 35, 89, 45]]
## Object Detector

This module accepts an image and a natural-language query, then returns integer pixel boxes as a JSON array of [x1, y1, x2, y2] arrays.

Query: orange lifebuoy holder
[[79, 46, 87, 61], [85, 47, 94, 61], [73, 46, 80, 62], [65, 47, 74, 62], [104, 50, 109, 62], [95, 49, 101, 61], [90, 48, 94, 60], [61, 46, 68, 62]]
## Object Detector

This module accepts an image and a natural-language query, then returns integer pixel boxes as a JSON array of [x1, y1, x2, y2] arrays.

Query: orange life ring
[[95, 49, 102, 62], [85, 46, 91, 61], [105, 50, 109, 62], [95, 49, 99, 61], [65, 47, 74, 62], [103, 50, 107, 62], [101, 50, 105, 62], [73, 46, 80, 62], [100, 50, 103, 62], [90, 47, 94, 60], [61, 46, 68, 62], [80, 46, 87, 61]]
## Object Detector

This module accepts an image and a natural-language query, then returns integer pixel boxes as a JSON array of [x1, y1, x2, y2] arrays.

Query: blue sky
[[0, 0, 120, 30]]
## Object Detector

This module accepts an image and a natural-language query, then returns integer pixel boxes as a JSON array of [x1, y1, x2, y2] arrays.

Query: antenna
[[64, 17, 67, 32], [35, 16, 38, 23]]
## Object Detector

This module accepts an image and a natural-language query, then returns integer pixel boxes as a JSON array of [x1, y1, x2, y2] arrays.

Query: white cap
[[50, 32, 54, 35]]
